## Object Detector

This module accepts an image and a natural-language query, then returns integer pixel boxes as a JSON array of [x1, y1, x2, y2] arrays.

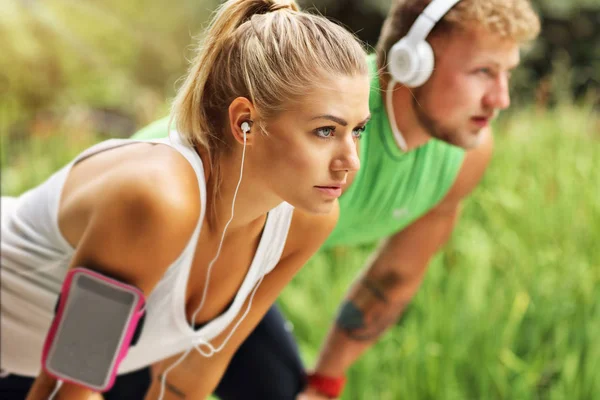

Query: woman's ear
[[228, 97, 256, 145]]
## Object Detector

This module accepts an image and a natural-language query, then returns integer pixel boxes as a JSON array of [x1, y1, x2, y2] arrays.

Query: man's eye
[[477, 68, 494, 77]]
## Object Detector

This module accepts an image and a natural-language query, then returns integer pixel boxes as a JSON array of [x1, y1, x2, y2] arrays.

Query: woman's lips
[[315, 186, 342, 198]]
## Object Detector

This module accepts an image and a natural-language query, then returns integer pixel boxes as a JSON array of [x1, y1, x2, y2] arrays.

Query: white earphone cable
[[157, 126, 265, 399], [47, 379, 63, 400]]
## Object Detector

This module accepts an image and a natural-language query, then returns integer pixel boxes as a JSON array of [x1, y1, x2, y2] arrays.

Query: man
[[133, 1, 541, 398]]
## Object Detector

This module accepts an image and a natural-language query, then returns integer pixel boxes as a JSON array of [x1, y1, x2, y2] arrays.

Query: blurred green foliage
[[1, 0, 218, 139], [1, 0, 598, 143]]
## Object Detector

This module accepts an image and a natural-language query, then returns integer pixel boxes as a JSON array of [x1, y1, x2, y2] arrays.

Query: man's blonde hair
[[172, 0, 367, 187], [377, 0, 541, 67]]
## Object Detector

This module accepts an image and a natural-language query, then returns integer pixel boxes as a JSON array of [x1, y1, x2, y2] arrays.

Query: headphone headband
[[405, 0, 461, 43]]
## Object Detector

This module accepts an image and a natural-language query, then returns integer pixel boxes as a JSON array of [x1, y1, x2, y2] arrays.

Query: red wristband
[[307, 372, 346, 398]]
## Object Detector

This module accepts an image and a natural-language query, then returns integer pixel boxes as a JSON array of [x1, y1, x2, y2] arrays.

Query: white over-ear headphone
[[388, 0, 461, 88]]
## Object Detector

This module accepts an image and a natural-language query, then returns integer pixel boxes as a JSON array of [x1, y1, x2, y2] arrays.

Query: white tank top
[[1, 131, 294, 377]]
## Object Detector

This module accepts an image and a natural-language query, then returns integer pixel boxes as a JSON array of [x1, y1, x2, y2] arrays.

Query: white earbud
[[241, 121, 251, 137]]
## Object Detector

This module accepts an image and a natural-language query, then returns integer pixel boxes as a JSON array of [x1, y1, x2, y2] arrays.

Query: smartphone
[[42, 268, 145, 392]]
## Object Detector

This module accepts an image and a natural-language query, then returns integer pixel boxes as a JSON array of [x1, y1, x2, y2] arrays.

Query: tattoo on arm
[[157, 374, 186, 399], [335, 272, 407, 341]]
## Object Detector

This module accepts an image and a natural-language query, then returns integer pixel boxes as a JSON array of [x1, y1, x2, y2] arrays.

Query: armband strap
[[42, 267, 146, 392]]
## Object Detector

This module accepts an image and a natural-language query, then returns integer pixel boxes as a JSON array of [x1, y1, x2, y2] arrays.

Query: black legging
[[0, 306, 305, 399], [215, 305, 306, 399]]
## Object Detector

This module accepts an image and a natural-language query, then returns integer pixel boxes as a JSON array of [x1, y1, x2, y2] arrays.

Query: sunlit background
[[1, 0, 599, 399]]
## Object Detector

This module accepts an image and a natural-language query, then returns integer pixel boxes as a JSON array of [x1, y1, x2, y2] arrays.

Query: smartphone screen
[[45, 272, 137, 389]]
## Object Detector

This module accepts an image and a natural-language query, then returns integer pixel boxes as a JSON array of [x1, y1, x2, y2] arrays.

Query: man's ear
[[228, 97, 256, 145]]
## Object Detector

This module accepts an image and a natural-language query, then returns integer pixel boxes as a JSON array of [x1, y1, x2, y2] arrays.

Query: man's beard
[[411, 94, 484, 149]]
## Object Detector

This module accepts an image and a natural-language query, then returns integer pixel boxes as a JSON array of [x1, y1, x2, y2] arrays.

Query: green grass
[[2, 104, 599, 399]]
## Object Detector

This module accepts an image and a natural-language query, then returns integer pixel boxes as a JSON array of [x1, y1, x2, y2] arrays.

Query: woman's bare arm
[[144, 203, 340, 400], [27, 161, 200, 400]]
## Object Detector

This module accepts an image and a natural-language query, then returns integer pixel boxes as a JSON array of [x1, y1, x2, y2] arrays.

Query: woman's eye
[[352, 126, 366, 139], [315, 127, 335, 138]]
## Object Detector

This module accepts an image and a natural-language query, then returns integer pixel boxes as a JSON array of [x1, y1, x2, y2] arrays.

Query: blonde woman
[[0, 0, 372, 399]]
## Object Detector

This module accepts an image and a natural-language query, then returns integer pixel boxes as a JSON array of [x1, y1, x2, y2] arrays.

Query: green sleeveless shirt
[[131, 55, 464, 248]]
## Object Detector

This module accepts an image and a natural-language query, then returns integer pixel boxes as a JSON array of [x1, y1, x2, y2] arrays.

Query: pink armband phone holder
[[41, 267, 146, 392]]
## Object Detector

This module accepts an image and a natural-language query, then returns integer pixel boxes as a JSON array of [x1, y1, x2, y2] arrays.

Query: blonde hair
[[377, 0, 541, 67], [172, 0, 367, 186]]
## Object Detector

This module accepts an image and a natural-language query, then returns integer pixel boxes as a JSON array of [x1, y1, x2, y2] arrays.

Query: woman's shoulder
[[61, 141, 202, 254], [108, 143, 202, 229]]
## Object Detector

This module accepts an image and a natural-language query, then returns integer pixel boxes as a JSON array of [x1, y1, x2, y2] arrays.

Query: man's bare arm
[[306, 129, 494, 387], [311, 201, 460, 380]]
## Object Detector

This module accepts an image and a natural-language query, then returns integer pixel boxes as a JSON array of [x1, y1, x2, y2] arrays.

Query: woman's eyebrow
[[310, 114, 371, 126], [310, 114, 348, 126]]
